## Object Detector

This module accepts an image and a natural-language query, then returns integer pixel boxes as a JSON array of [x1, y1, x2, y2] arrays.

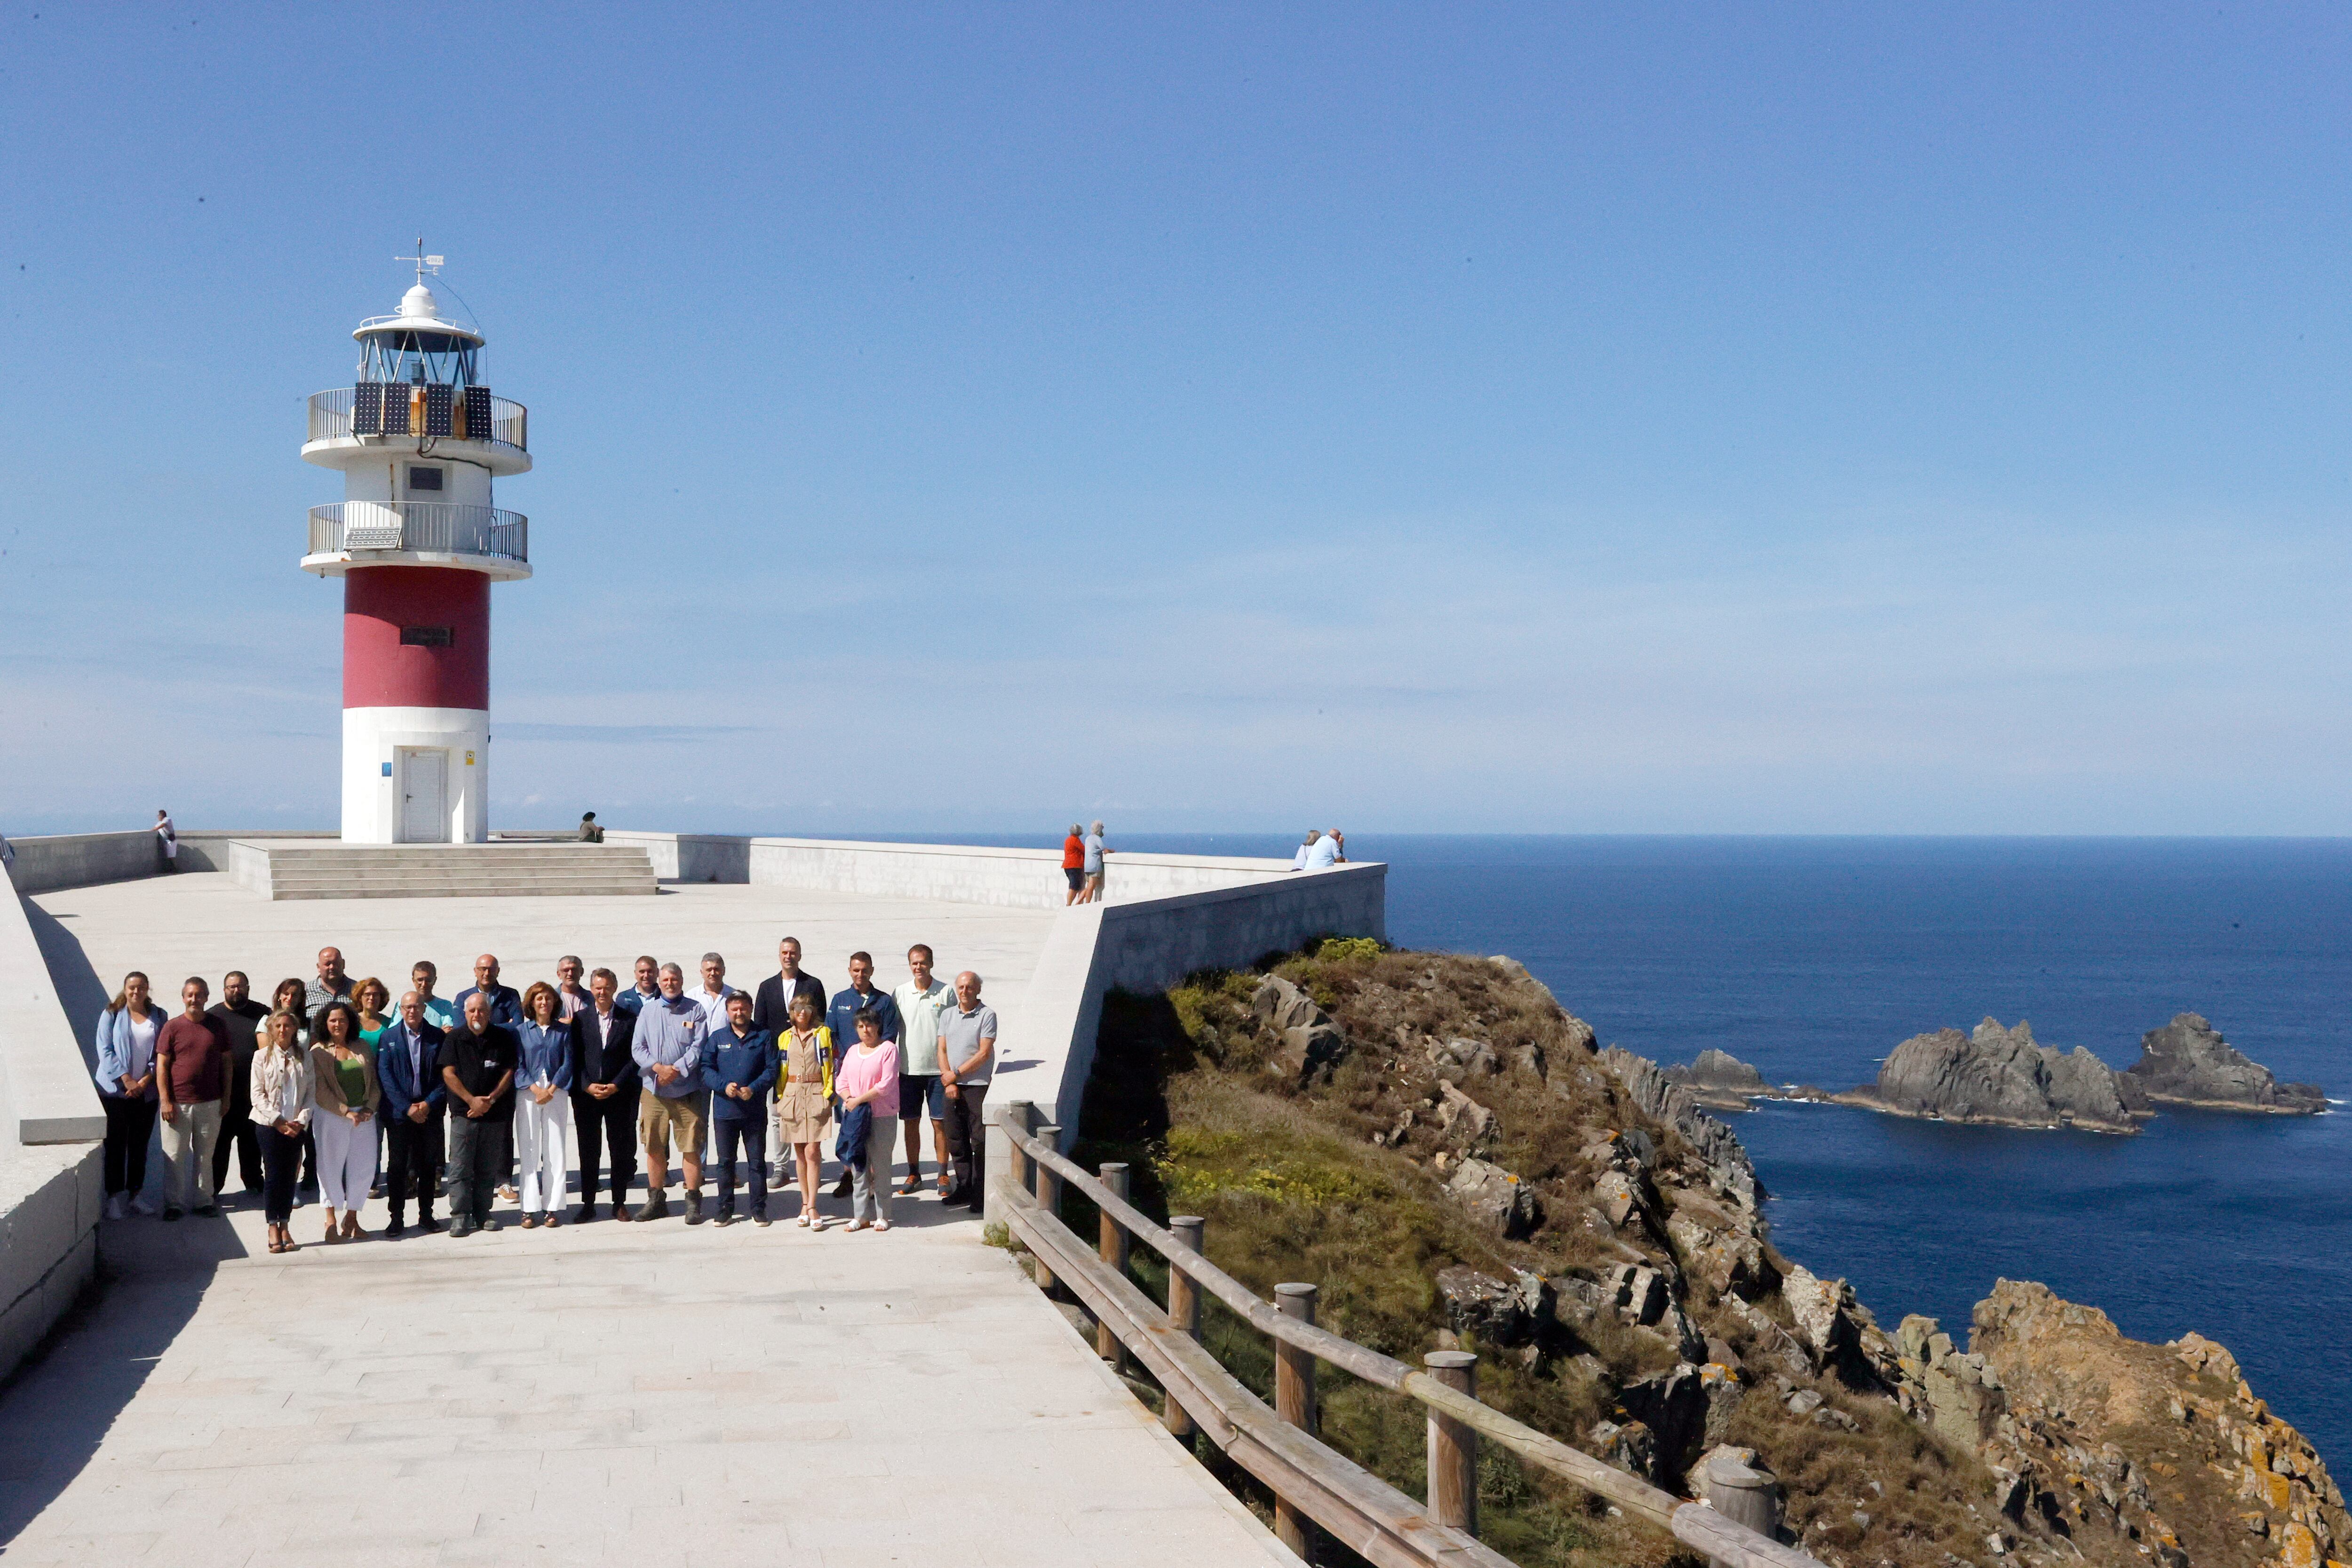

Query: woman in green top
[[352, 977, 391, 1200], [308, 1000, 381, 1243]]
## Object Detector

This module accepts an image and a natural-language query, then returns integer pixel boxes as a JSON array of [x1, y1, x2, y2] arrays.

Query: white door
[[399, 750, 449, 843]]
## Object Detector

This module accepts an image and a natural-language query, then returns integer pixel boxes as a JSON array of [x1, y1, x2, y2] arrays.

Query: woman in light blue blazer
[[93, 971, 164, 1220]]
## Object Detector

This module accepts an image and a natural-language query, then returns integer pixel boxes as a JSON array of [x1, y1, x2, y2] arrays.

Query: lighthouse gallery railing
[[306, 387, 528, 451], [308, 502, 528, 564]]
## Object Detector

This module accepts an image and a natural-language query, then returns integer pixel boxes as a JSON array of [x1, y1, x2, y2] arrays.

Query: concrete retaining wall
[[0, 1146, 103, 1382], [983, 861, 1386, 1219], [1, 884, 103, 1146], [4, 831, 164, 895], [602, 831, 1298, 911]]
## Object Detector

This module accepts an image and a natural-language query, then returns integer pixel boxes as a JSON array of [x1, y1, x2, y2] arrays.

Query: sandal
[[872, 1219, 892, 1233], [797, 1211, 811, 1228]]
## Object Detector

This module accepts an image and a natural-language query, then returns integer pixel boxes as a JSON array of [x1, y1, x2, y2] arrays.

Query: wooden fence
[[993, 1102, 1818, 1568]]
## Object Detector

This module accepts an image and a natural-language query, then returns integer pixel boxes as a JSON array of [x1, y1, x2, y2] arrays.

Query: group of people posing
[[91, 938, 998, 1255]]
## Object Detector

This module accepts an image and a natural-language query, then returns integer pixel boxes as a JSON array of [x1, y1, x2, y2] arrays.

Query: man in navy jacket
[[376, 991, 447, 1235], [455, 953, 524, 1027], [700, 992, 778, 1226], [568, 967, 641, 1222]]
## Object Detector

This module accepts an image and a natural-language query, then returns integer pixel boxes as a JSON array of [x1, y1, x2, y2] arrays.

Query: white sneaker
[[128, 1194, 158, 1217], [104, 1193, 129, 1221], [290, 1190, 304, 1209]]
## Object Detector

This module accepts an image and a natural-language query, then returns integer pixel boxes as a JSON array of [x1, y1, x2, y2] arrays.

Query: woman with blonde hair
[[93, 971, 164, 1220], [514, 981, 573, 1228], [252, 1009, 312, 1254], [777, 993, 834, 1227], [309, 999, 380, 1242]]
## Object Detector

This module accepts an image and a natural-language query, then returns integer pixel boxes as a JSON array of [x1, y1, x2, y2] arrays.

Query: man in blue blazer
[[377, 990, 447, 1236]]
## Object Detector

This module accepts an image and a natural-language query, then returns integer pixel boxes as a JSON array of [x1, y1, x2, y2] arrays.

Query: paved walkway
[[0, 1186, 1293, 1566]]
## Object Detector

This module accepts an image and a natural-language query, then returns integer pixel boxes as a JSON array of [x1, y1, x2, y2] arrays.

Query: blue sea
[[1046, 832, 2350, 1465]]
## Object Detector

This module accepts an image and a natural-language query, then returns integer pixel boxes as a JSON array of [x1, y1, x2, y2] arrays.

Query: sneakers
[[753, 1214, 772, 1228], [684, 1191, 706, 1226], [715, 1212, 738, 1227], [104, 1194, 128, 1222], [634, 1192, 668, 1223], [129, 1194, 159, 1217], [498, 1184, 519, 1203]]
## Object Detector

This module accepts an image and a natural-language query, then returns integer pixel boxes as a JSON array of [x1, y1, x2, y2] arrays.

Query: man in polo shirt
[[937, 971, 998, 1210], [437, 991, 519, 1237], [457, 953, 526, 1201], [892, 944, 955, 1196], [632, 963, 710, 1224], [824, 952, 899, 1197], [305, 946, 354, 1015]]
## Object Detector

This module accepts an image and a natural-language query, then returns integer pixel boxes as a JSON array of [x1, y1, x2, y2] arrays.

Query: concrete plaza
[[1, 871, 1293, 1564]]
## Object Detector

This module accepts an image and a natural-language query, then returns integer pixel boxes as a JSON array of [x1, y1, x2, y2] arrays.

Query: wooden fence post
[[1097, 1162, 1131, 1363], [1701, 1450, 1783, 1568], [1276, 1282, 1321, 1560], [1164, 1216, 1204, 1439], [1001, 1099, 1034, 1199], [1424, 1349, 1478, 1538], [1031, 1124, 1062, 1297]]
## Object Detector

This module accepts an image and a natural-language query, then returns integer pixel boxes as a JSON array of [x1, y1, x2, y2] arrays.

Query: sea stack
[[1853, 1018, 2142, 1134], [1663, 1048, 1775, 1111], [2122, 1013, 2325, 1114]]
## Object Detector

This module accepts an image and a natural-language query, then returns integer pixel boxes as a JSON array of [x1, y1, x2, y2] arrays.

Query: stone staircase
[[250, 843, 660, 900]]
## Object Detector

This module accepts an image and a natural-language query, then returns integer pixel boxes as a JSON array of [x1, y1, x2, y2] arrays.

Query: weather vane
[[397, 238, 445, 285]]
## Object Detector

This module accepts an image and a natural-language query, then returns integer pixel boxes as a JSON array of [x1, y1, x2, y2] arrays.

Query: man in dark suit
[[568, 966, 641, 1222], [751, 937, 826, 1185], [376, 990, 448, 1236]]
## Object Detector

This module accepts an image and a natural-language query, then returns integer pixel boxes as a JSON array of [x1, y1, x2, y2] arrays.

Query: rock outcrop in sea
[[2123, 1013, 2325, 1115], [1846, 1017, 2145, 1134], [1662, 1047, 1778, 1111]]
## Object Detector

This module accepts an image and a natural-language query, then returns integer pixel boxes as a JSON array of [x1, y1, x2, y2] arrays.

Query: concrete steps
[[252, 844, 659, 900]]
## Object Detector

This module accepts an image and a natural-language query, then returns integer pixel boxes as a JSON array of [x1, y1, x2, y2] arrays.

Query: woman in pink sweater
[[835, 1008, 900, 1232]]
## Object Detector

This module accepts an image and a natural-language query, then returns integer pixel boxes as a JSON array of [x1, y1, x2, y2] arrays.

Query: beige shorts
[[639, 1089, 709, 1169]]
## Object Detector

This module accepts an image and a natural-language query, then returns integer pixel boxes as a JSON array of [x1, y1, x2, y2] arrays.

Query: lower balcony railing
[[307, 502, 528, 564]]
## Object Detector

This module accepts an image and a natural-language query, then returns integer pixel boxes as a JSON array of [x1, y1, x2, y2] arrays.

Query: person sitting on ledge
[[578, 812, 604, 843]]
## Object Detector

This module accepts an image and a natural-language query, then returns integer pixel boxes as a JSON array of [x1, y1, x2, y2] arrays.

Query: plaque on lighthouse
[[300, 249, 532, 844]]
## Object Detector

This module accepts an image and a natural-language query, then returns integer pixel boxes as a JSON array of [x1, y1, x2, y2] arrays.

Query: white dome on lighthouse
[[398, 283, 439, 318]]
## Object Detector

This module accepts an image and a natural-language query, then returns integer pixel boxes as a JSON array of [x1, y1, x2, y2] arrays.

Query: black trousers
[[943, 1082, 988, 1204], [212, 1108, 262, 1195], [713, 1116, 767, 1218], [258, 1123, 302, 1225], [446, 1113, 505, 1221], [572, 1090, 637, 1208], [103, 1096, 157, 1197], [384, 1110, 439, 1221]]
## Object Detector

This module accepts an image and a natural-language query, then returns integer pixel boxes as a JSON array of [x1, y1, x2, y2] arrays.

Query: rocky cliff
[[1664, 1047, 1778, 1111], [1850, 1018, 2145, 1134], [2124, 1015, 2326, 1115]]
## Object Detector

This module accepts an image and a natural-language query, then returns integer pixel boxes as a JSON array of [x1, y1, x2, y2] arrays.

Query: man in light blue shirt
[[631, 963, 710, 1224]]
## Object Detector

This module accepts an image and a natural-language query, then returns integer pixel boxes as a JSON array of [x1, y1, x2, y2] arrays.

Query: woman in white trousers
[[514, 985, 574, 1228], [308, 1001, 381, 1242]]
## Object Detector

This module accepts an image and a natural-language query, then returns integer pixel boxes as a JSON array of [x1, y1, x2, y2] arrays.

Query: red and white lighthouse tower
[[300, 251, 530, 844]]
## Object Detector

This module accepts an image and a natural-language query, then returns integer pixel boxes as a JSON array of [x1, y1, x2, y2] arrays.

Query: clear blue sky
[[2, 4, 2346, 836]]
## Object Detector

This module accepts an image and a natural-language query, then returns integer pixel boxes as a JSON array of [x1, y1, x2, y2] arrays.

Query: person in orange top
[[1060, 823, 1086, 905]]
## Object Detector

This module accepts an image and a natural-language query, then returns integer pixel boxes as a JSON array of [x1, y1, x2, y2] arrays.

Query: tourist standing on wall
[[154, 809, 178, 872], [752, 936, 825, 1186], [632, 963, 709, 1224], [938, 971, 998, 1210], [375, 991, 446, 1235], [206, 971, 268, 1202], [154, 977, 230, 1221], [1290, 829, 1321, 870], [93, 972, 162, 1219], [776, 995, 833, 1227], [1062, 824, 1086, 904], [309, 1000, 381, 1243], [252, 1011, 310, 1254], [615, 954, 661, 1016], [514, 983, 574, 1229], [824, 954, 899, 1197], [1079, 820, 1110, 904], [702, 991, 777, 1226], [437, 992, 519, 1237], [893, 945, 954, 1196], [835, 1008, 900, 1232], [305, 946, 353, 1015], [553, 956, 591, 1022], [568, 967, 640, 1223]]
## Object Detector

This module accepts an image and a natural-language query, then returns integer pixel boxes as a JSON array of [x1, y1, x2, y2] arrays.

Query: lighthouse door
[[398, 750, 450, 843]]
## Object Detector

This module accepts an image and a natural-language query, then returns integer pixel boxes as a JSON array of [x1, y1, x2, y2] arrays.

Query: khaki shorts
[[639, 1089, 709, 1170]]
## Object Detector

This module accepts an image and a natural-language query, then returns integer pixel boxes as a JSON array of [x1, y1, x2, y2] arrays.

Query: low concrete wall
[[0, 1146, 103, 1383], [3, 831, 162, 895], [1, 887, 104, 1146], [983, 861, 1386, 1221], [603, 830, 1298, 911]]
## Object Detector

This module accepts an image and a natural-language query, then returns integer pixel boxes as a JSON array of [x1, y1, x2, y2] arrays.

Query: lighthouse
[[300, 251, 530, 844]]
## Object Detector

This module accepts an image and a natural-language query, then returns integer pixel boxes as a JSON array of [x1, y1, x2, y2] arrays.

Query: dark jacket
[[700, 1026, 779, 1121], [375, 1019, 449, 1123], [453, 982, 524, 1029], [824, 986, 899, 1077], [752, 972, 827, 1040], [568, 1005, 641, 1097], [207, 998, 269, 1120]]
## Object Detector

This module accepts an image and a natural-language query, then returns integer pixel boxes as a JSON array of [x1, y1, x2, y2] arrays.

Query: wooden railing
[[993, 1101, 1819, 1568]]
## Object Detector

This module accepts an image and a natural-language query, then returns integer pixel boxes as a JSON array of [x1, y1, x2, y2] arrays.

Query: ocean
[[1082, 832, 2352, 1465]]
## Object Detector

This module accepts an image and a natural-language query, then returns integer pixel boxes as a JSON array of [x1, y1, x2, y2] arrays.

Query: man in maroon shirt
[[155, 977, 231, 1221]]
